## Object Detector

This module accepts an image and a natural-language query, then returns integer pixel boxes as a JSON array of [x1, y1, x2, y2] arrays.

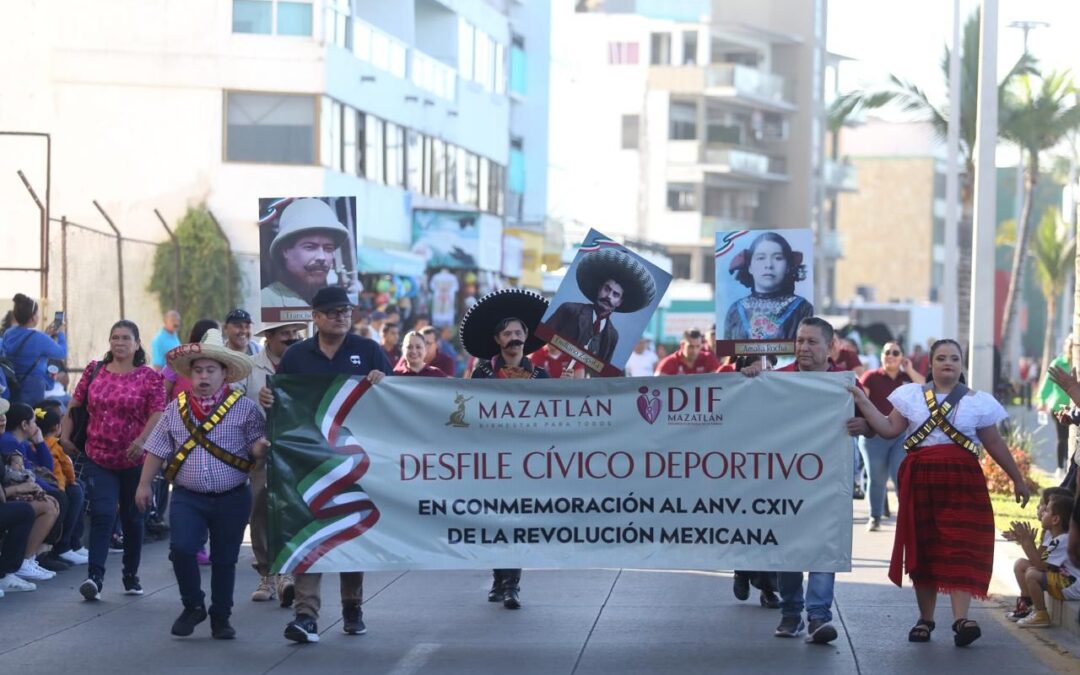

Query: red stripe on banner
[[327, 378, 372, 446], [308, 450, 371, 517], [294, 507, 382, 574]]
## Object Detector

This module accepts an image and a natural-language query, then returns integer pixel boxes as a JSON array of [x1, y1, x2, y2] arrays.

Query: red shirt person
[[392, 331, 448, 377], [655, 328, 721, 375], [740, 317, 869, 644]]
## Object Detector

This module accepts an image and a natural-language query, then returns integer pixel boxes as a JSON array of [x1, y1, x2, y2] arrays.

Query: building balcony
[[701, 146, 788, 183], [700, 215, 755, 239], [824, 159, 858, 192], [705, 64, 795, 113], [411, 49, 457, 102]]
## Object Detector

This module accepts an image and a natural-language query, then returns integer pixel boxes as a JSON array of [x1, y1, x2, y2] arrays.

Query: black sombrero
[[460, 288, 549, 359], [575, 248, 656, 314]]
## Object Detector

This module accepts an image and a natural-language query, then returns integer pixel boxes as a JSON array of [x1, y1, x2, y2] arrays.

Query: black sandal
[[908, 619, 935, 642], [952, 618, 981, 647]]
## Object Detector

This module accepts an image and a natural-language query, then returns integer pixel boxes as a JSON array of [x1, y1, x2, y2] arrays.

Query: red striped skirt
[[889, 443, 994, 598]]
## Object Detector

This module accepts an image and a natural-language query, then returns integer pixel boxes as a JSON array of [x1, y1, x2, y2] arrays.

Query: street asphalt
[[1, 405, 1077, 674]]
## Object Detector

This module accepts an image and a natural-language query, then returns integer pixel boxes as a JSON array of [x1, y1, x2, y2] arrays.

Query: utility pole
[[968, 0, 999, 391], [942, 0, 961, 340]]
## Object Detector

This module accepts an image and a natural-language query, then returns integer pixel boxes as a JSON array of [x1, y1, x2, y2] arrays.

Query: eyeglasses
[[317, 307, 353, 319], [885, 349, 902, 356]]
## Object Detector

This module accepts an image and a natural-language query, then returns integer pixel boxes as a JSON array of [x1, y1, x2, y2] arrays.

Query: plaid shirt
[[144, 389, 265, 493]]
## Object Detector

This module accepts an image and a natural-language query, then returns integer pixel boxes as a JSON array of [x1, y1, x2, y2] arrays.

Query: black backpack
[[0, 331, 39, 400]]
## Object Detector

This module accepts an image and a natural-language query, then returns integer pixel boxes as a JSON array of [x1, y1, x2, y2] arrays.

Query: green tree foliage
[[147, 205, 241, 333]]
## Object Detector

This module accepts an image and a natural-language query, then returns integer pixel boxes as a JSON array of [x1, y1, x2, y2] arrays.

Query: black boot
[[211, 614, 236, 640], [488, 570, 506, 602], [502, 569, 521, 610]]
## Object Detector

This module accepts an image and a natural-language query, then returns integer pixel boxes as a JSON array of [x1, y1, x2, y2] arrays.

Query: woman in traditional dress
[[849, 339, 1030, 647], [722, 232, 813, 341]]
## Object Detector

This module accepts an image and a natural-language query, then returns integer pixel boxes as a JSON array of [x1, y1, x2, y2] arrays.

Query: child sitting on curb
[[1007, 494, 1079, 628]]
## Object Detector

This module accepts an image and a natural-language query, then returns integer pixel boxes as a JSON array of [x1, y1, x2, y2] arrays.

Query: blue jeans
[[778, 572, 835, 622], [85, 461, 144, 582], [858, 434, 904, 519], [54, 482, 85, 554], [169, 484, 251, 618]]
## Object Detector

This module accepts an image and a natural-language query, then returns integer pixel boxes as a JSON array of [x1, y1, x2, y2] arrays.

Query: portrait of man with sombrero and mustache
[[259, 197, 361, 322], [537, 232, 669, 374]]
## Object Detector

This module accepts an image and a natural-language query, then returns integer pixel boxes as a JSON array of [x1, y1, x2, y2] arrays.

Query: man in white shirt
[[624, 338, 658, 377]]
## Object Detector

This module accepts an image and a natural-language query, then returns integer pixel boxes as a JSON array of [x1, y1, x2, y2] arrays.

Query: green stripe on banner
[[297, 456, 347, 496], [315, 375, 349, 433], [271, 517, 343, 572]]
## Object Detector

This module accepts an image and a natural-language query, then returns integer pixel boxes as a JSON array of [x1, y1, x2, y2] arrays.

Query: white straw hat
[[167, 329, 253, 383]]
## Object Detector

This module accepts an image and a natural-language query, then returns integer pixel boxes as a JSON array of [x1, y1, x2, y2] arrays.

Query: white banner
[[269, 373, 855, 574]]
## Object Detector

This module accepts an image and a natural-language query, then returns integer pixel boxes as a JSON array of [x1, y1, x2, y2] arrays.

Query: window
[[226, 92, 316, 164], [460, 151, 479, 207], [669, 100, 696, 140], [671, 253, 693, 280], [650, 32, 671, 65], [478, 158, 490, 212], [458, 19, 475, 81], [343, 108, 358, 175], [277, 2, 312, 36], [475, 30, 493, 91], [429, 139, 446, 199], [509, 137, 525, 193], [233, 1, 272, 34], [666, 183, 697, 211], [329, 100, 344, 171], [233, 1, 313, 36], [493, 42, 506, 95], [324, 0, 351, 49], [445, 144, 458, 202], [621, 114, 639, 149], [488, 162, 504, 215], [510, 36, 527, 95], [363, 114, 384, 183], [607, 41, 639, 65], [682, 30, 698, 65], [385, 124, 404, 188], [406, 130, 422, 193]]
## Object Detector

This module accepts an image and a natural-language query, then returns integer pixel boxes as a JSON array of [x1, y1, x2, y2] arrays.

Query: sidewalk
[[1, 495, 1077, 675]]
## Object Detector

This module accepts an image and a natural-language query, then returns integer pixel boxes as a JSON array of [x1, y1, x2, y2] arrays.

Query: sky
[[827, 0, 1080, 164]]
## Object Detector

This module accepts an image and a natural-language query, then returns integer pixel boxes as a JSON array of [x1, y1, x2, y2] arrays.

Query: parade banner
[[267, 372, 855, 574]]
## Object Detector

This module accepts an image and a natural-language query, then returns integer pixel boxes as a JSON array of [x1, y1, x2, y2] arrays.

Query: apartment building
[[0, 0, 550, 363], [551, 0, 832, 303]]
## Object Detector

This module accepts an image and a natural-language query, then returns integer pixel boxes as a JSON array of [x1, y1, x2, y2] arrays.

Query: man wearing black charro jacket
[[461, 289, 572, 609]]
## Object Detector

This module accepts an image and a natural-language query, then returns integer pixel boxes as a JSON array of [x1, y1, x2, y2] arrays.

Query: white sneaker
[[0, 574, 37, 592], [0, 586, 5, 598], [59, 550, 89, 565], [70, 547, 89, 558], [15, 558, 55, 581]]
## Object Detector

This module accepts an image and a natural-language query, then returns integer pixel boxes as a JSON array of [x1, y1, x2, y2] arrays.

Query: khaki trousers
[[294, 572, 364, 619], [249, 460, 270, 576]]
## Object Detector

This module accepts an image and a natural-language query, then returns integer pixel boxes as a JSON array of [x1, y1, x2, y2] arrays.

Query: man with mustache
[[463, 289, 571, 609], [239, 321, 306, 606], [544, 248, 656, 367], [261, 198, 353, 310]]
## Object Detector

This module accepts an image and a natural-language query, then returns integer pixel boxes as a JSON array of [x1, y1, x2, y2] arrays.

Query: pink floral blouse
[[73, 361, 166, 470]]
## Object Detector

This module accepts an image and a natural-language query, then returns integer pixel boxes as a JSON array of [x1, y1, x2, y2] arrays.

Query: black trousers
[[493, 568, 521, 588], [0, 501, 35, 575]]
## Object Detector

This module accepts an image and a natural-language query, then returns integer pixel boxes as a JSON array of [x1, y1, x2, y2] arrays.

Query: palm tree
[[829, 9, 1034, 344], [1027, 209, 1076, 373], [998, 71, 1080, 363]]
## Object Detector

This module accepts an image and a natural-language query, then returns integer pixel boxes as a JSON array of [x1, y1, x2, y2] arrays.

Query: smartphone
[[52, 310, 64, 328]]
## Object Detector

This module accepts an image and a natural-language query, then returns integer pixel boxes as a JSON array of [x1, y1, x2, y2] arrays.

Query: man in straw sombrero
[[461, 288, 573, 608], [135, 329, 268, 640], [546, 247, 657, 364]]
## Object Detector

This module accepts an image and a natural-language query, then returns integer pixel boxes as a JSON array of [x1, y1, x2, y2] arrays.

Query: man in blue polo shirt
[[259, 286, 389, 644]]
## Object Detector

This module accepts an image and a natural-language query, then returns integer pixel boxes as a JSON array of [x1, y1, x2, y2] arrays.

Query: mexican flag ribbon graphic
[[271, 376, 381, 574]]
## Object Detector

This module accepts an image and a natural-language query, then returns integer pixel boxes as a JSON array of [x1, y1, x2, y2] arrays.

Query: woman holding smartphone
[[1, 294, 67, 405]]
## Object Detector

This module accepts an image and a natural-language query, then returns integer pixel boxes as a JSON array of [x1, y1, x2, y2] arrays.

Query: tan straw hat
[[256, 321, 308, 338], [167, 329, 253, 383]]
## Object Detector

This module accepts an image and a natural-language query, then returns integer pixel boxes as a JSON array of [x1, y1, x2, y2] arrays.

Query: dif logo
[[636, 385, 723, 425]]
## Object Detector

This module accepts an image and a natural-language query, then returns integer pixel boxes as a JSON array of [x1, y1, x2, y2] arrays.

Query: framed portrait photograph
[[536, 229, 672, 376], [714, 228, 814, 357], [259, 196, 359, 323]]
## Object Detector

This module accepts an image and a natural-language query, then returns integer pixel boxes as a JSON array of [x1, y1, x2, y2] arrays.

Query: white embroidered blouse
[[886, 383, 1008, 448]]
